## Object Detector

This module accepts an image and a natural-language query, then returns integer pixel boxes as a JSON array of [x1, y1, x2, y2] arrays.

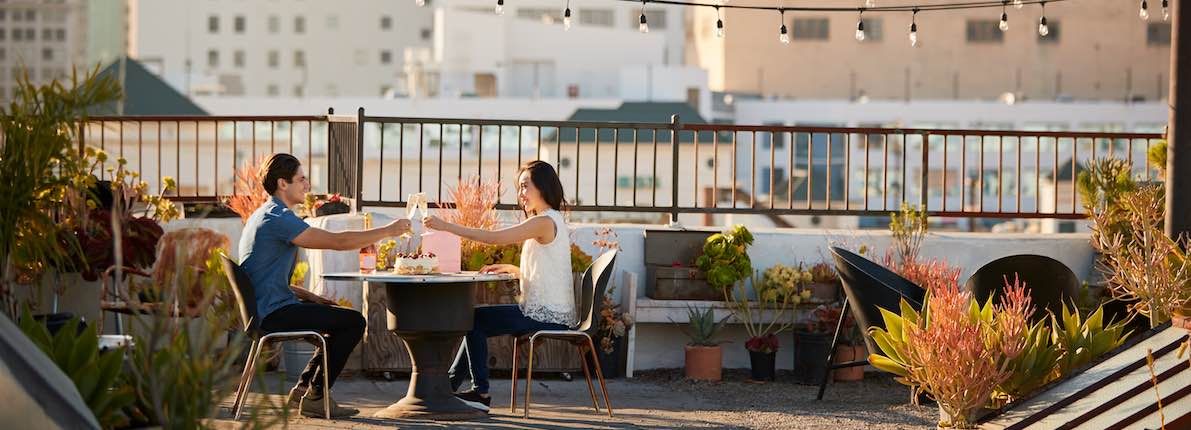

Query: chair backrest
[[829, 246, 926, 353], [219, 254, 260, 337], [575, 250, 618, 335], [964, 254, 1080, 322]]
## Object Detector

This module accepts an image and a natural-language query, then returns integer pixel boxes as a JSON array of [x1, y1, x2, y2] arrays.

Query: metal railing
[[80, 111, 1165, 222]]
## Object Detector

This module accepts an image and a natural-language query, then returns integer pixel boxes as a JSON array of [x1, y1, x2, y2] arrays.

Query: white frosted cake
[[393, 252, 439, 275]]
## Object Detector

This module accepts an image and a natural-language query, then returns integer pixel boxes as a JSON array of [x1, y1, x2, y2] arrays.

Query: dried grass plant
[[224, 155, 271, 223]]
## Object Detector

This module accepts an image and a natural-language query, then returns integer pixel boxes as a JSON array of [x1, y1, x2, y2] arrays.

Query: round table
[[321, 271, 514, 420]]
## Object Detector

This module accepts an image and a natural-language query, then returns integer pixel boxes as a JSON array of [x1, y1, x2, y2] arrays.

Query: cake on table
[[393, 252, 439, 275]]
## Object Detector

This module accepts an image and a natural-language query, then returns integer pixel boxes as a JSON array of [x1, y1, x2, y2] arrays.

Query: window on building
[[267, 50, 279, 68], [580, 9, 614, 27], [41, 47, 52, 61], [0, 48, 5, 60], [294, 50, 305, 67], [381, 15, 392, 30], [0, 29, 5, 41], [1038, 19, 1059, 43], [55, 28, 64, 41], [208, 15, 219, 33], [293, 85, 304, 97], [233, 50, 245, 67], [42, 28, 51, 41], [12, 9, 20, 22], [517, 8, 557, 23], [12, 28, 21, 41], [380, 50, 392, 64], [966, 20, 1004, 43], [793, 17, 829, 40], [631, 10, 666, 30], [268, 15, 279, 33], [207, 49, 219, 67], [420, 28, 432, 40], [25, 28, 33, 40], [326, 14, 339, 30], [1148, 22, 1171, 46], [0, 10, 6, 21], [266, 84, 279, 96], [24, 9, 33, 21], [234, 15, 245, 33], [859, 18, 883, 42], [294, 16, 306, 34]]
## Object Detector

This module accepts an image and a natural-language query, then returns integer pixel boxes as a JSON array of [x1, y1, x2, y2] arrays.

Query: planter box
[[646, 266, 720, 301]]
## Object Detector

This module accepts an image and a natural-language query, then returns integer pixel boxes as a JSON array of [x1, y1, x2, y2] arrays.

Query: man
[[239, 153, 410, 417]]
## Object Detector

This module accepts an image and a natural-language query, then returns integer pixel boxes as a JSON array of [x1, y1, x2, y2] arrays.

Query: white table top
[[321, 271, 515, 284]]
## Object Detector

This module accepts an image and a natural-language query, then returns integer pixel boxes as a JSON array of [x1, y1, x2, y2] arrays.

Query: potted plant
[[729, 269, 805, 382], [695, 224, 754, 295], [592, 284, 634, 378], [832, 316, 865, 382], [676, 305, 728, 381], [793, 303, 841, 385], [806, 262, 839, 303]]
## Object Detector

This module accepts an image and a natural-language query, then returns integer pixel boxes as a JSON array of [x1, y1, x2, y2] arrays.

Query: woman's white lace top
[[518, 209, 577, 327]]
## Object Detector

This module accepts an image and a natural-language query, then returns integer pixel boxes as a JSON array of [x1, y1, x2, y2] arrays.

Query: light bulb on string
[[1163, 0, 1170, 21], [1013, 0, 1023, 9], [639, 1, 649, 33], [496, 0, 504, 15], [1038, 1, 1049, 36], [563, 1, 572, 30], [999, 2, 1009, 31], [715, 7, 725, 38], [909, 9, 919, 47], [864, 0, 876, 8], [855, 10, 866, 41], [779, 9, 790, 44], [415, 0, 426, 7], [1141, 0, 1150, 20]]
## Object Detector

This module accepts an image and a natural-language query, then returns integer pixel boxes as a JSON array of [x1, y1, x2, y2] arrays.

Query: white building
[[0, 0, 88, 101], [128, 0, 434, 97]]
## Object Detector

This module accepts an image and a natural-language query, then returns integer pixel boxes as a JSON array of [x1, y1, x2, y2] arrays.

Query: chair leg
[[318, 336, 331, 420], [584, 336, 613, 417], [576, 342, 600, 412], [231, 339, 260, 417], [234, 340, 265, 421], [817, 297, 850, 401], [523, 337, 537, 419], [510, 338, 520, 414]]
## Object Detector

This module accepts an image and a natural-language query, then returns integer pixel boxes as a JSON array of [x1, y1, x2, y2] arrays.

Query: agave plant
[[677, 305, 729, 347], [1052, 304, 1131, 375]]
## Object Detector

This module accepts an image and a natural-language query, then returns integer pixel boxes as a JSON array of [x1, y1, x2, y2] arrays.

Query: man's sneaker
[[453, 389, 491, 407], [299, 393, 359, 418]]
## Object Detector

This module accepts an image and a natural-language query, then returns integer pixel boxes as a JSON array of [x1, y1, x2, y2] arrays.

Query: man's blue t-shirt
[[239, 196, 309, 320]]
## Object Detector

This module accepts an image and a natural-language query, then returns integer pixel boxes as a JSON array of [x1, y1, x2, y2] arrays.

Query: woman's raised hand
[[423, 215, 450, 232]]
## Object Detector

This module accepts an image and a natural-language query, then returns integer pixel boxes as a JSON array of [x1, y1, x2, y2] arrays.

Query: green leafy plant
[[1077, 158, 1138, 246], [1052, 304, 1131, 375], [726, 272, 799, 353], [677, 305, 729, 347], [571, 244, 593, 273], [0, 67, 121, 314], [1147, 139, 1167, 178], [890, 203, 928, 267], [17, 311, 134, 428], [695, 224, 753, 292]]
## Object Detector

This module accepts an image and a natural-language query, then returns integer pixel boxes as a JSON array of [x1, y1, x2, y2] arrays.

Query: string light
[[909, 8, 919, 47], [563, 0, 573, 30], [865, 0, 876, 7], [716, 6, 725, 38], [1140, 0, 1149, 20], [640, 0, 650, 33], [415, 0, 426, 6], [1163, 0, 1170, 21], [1000, 1, 1009, 31], [496, 0, 504, 15], [855, 10, 866, 41], [779, 9, 790, 44], [1013, 0, 1023, 9], [1038, 1, 1049, 35]]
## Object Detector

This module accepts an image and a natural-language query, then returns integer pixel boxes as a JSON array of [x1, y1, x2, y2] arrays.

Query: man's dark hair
[[260, 153, 301, 195]]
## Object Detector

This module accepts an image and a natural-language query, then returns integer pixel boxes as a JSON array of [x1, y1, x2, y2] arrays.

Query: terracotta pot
[[684, 345, 723, 381], [806, 281, 840, 303], [832, 344, 866, 381]]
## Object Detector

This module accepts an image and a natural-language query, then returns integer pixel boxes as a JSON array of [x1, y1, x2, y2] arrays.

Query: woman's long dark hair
[[518, 160, 566, 215]]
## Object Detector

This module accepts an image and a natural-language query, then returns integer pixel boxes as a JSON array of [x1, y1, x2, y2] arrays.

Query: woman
[[423, 160, 576, 406]]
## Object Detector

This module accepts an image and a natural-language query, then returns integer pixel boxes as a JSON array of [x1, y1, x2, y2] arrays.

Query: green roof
[[89, 58, 208, 116], [557, 102, 710, 143]]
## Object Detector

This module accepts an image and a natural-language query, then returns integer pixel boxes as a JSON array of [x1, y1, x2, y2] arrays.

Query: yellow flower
[[800, 289, 813, 300], [162, 176, 176, 191]]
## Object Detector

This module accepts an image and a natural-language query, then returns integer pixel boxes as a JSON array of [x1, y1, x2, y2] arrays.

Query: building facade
[[0, 0, 87, 101]]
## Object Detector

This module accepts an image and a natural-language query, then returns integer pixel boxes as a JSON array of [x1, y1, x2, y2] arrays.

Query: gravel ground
[[215, 370, 938, 429]]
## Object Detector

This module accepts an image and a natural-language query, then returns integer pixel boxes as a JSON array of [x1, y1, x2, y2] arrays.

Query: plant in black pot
[[591, 284, 634, 378], [793, 303, 843, 385], [727, 270, 803, 382]]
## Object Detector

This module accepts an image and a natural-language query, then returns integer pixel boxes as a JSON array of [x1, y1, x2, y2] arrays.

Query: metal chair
[[221, 254, 331, 420], [511, 250, 617, 418], [816, 247, 926, 401], [964, 254, 1080, 322]]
